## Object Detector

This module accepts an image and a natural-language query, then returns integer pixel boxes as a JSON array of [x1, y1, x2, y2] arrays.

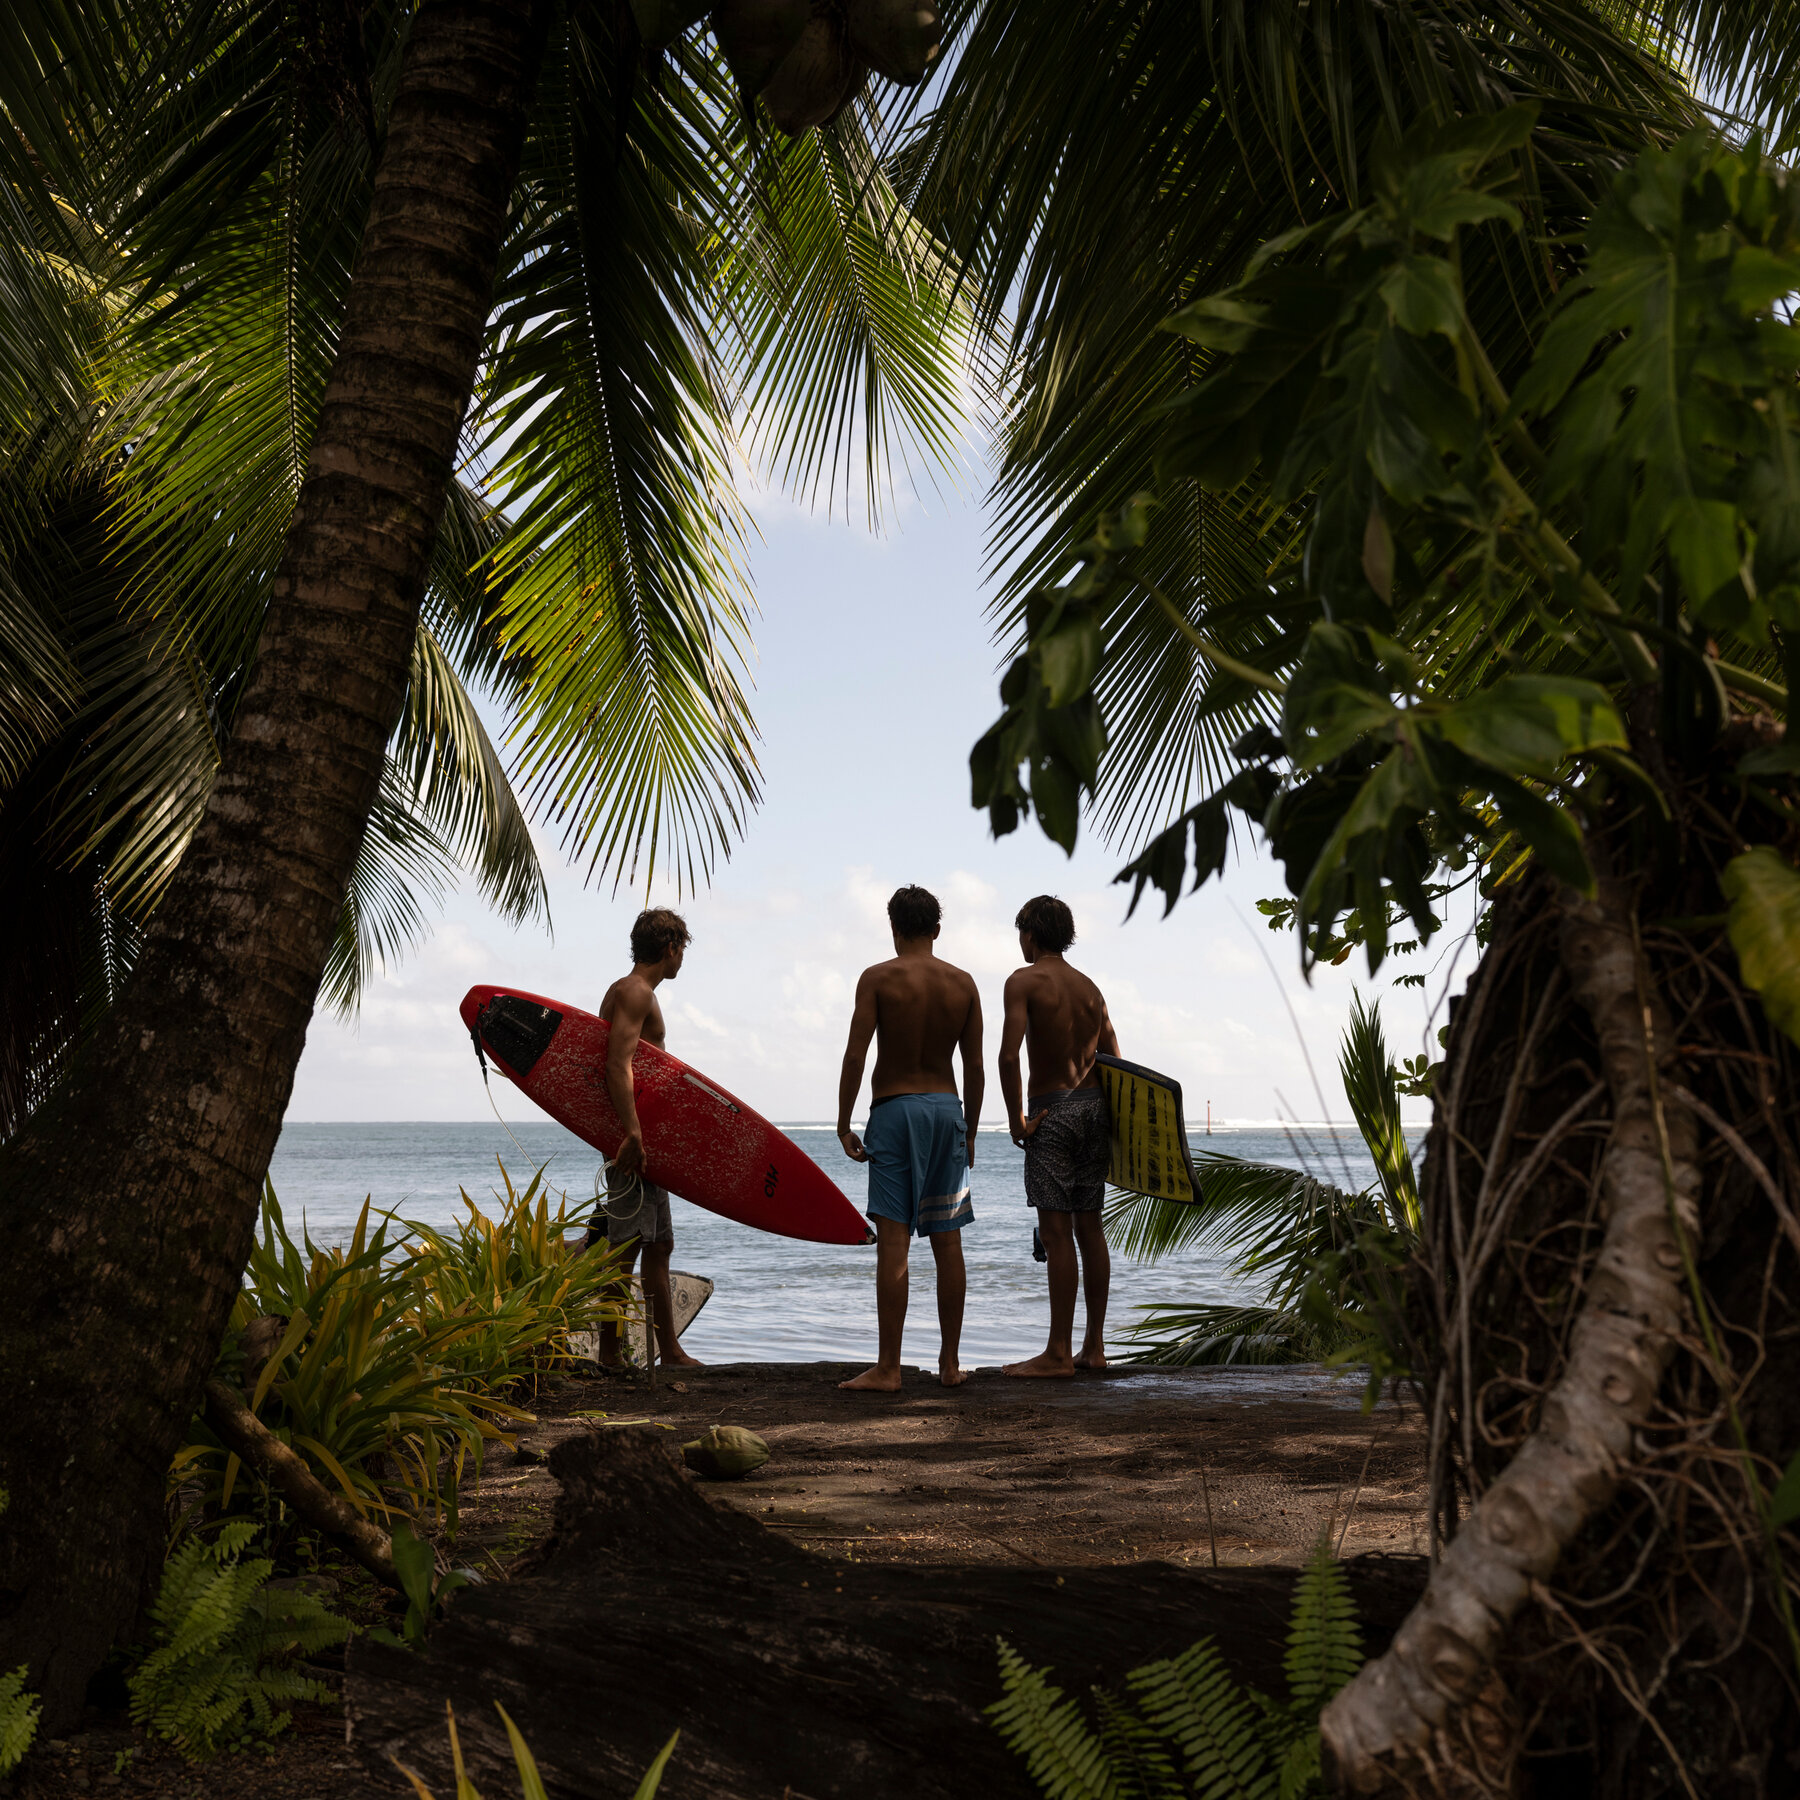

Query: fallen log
[[346, 1424, 1426, 1800]]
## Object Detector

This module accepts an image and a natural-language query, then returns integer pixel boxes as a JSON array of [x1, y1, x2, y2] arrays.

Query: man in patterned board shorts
[[998, 895, 1120, 1377], [834, 885, 985, 1392], [582, 907, 703, 1371]]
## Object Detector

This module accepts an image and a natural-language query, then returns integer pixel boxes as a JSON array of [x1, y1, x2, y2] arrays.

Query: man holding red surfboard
[[835, 886, 984, 1392], [585, 907, 704, 1370]]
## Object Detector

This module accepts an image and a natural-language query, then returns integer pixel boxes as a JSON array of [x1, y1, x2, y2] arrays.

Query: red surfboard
[[460, 985, 870, 1246]]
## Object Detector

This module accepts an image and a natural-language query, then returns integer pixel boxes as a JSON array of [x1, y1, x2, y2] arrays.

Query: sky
[[285, 476, 1477, 1128]]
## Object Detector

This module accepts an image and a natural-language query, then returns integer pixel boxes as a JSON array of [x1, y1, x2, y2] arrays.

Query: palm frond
[[722, 109, 975, 523], [923, 0, 1705, 854], [318, 780, 458, 1018], [1338, 994, 1419, 1232], [394, 625, 547, 927], [1119, 1301, 1344, 1367]]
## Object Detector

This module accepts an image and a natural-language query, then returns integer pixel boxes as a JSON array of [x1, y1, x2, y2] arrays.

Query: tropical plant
[[173, 1175, 614, 1537], [126, 1520, 349, 1760], [1112, 997, 1421, 1390], [988, 1537, 1362, 1799], [967, 106, 1800, 1790], [0, 0, 976, 1725], [396, 1706, 679, 1800], [399, 1163, 628, 1395]]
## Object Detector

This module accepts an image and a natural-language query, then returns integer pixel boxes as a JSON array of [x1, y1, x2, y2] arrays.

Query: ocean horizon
[[268, 1118, 1416, 1369]]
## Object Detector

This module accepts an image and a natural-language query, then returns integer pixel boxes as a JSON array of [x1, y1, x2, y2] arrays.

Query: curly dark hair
[[1015, 895, 1075, 954], [630, 908, 691, 965], [887, 885, 941, 939]]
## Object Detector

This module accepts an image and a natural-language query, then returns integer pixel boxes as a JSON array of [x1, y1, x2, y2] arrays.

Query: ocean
[[268, 1119, 1417, 1370]]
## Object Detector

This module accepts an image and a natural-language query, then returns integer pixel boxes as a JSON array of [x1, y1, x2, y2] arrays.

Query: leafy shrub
[[400, 1161, 632, 1394], [395, 1703, 678, 1800], [128, 1521, 350, 1759], [174, 1166, 625, 1533], [989, 1539, 1362, 1798], [0, 1663, 41, 1776], [1109, 996, 1423, 1393]]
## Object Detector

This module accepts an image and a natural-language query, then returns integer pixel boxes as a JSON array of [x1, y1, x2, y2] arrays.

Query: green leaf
[[1433, 677, 1628, 780], [1771, 1450, 1800, 1528], [1039, 612, 1104, 708], [1485, 774, 1594, 894], [1665, 497, 1743, 609], [1723, 847, 1800, 1047], [1379, 255, 1463, 338], [387, 1520, 437, 1617], [631, 1731, 683, 1800]]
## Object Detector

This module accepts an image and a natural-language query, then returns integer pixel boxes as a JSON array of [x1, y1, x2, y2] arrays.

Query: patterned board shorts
[[584, 1165, 674, 1247], [1024, 1087, 1111, 1213]]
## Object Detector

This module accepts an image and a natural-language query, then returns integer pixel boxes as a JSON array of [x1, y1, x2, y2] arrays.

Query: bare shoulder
[[606, 972, 656, 1022]]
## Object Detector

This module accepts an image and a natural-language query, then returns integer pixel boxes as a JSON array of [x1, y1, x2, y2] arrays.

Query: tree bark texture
[[346, 1426, 1431, 1800], [0, 0, 548, 1730], [1321, 875, 1700, 1791]]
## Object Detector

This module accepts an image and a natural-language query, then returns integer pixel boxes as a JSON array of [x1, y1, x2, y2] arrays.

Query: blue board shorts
[[864, 1093, 973, 1236]]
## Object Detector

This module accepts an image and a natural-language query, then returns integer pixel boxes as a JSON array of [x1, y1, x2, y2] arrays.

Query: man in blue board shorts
[[998, 895, 1120, 1377], [835, 885, 985, 1391]]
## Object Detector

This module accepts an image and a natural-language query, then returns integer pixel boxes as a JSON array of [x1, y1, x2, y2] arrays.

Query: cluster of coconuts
[[630, 0, 943, 135]]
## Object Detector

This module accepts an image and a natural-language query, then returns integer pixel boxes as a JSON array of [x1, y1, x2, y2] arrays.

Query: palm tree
[[0, 0, 971, 1727], [924, 6, 1800, 1785]]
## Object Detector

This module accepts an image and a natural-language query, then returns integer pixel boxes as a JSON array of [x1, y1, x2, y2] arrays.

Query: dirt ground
[[7, 1361, 1428, 1800]]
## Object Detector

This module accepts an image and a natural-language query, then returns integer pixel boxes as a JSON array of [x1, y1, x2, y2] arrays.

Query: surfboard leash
[[469, 1024, 536, 1167]]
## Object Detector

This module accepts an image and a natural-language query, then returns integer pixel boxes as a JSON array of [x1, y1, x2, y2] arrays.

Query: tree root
[[1321, 876, 1699, 1791], [202, 1377, 398, 1586]]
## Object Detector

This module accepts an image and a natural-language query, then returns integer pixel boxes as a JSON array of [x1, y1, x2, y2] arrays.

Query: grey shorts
[[585, 1166, 673, 1247], [1024, 1087, 1111, 1213]]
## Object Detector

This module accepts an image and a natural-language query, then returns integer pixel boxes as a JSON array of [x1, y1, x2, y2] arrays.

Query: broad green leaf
[[1665, 497, 1742, 609], [1723, 847, 1800, 1047], [1379, 255, 1463, 339], [1485, 774, 1594, 893], [1434, 677, 1628, 779], [1038, 612, 1103, 707]]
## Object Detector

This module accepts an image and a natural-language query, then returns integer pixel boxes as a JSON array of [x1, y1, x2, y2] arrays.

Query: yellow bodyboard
[[1096, 1053, 1201, 1203]]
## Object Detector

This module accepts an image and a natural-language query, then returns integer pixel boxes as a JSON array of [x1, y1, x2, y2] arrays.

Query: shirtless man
[[999, 895, 1119, 1377], [835, 885, 984, 1392], [584, 907, 702, 1370]]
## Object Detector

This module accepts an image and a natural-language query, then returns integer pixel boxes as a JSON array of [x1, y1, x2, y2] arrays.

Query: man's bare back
[[1005, 956, 1113, 1103], [860, 954, 981, 1100]]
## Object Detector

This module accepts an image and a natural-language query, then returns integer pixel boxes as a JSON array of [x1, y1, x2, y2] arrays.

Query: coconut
[[843, 0, 940, 86], [681, 1424, 771, 1479], [761, 5, 863, 136], [629, 0, 712, 51], [710, 0, 812, 92]]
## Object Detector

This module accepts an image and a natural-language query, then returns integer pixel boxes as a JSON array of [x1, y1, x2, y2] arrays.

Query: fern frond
[[1283, 1540, 1363, 1712], [129, 1525, 349, 1759], [988, 1639, 1127, 1800], [1127, 1639, 1277, 1800], [0, 1666, 41, 1775], [1089, 1687, 1185, 1800], [1275, 1732, 1322, 1800]]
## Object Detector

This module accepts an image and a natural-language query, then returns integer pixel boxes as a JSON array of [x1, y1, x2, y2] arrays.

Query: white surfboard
[[567, 1269, 714, 1367]]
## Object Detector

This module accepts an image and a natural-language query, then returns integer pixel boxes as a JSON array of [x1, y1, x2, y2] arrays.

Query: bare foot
[[838, 1365, 903, 1392], [660, 1349, 704, 1368], [1002, 1351, 1077, 1378], [1074, 1349, 1108, 1370], [939, 1362, 968, 1387]]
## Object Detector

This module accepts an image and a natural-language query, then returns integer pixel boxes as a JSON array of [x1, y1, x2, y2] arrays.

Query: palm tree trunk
[[0, 0, 548, 1731]]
